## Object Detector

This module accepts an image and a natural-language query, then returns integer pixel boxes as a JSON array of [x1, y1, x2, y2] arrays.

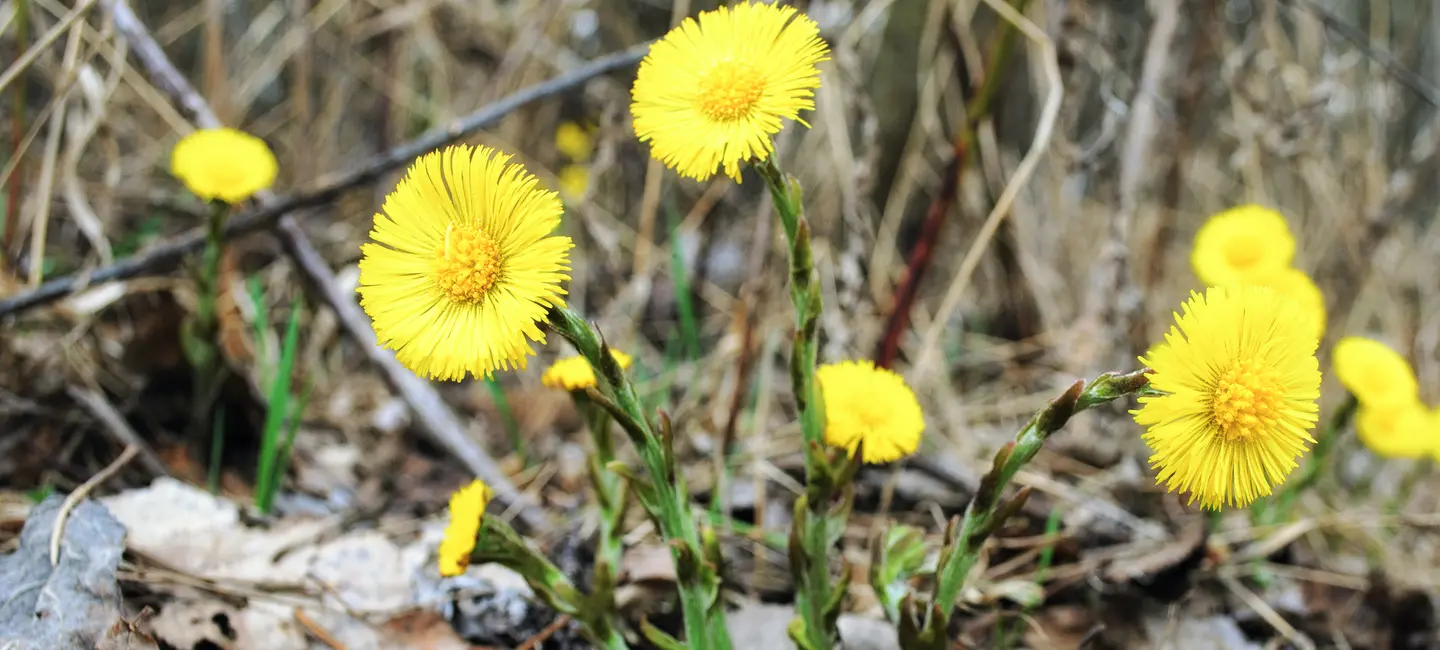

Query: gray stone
[[0, 496, 133, 650]]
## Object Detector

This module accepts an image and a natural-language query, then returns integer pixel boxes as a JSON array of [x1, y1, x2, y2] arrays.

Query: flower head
[[1356, 399, 1438, 459], [630, 1, 830, 181], [555, 122, 594, 161], [1190, 205, 1296, 287], [438, 480, 493, 577], [542, 350, 633, 391], [1251, 267, 1326, 340], [1133, 286, 1322, 509], [817, 360, 924, 464], [1334, 336, 1418, 409], [357, 145, 574, 381], [170, 127, 278, 204], [558, 164, 590, 199]]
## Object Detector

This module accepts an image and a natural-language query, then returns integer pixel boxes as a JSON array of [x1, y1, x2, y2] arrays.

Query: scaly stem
[[473, 516, 631, 650], [924, 371, 1149, 637], [548, 308, 730, 650], [188, 202, 229, 442], [756, 156, 840, 650], [574, 392, 627, 623]]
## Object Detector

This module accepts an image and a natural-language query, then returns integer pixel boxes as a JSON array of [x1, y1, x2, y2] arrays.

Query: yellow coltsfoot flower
[[438, 480, 493, 577], [1190, 205, 1296, 287], [1251, 267, 1327, 341], [1333, 336, 1420, 409], [170, 127, 278, 204], [817, 360, 924, 464], [1134, 286, 1322, 510], [1356, 399, 1438, 459], [357, 145, 574, 381], [541, 350, 633, 392], [630, 1, 830, 181]]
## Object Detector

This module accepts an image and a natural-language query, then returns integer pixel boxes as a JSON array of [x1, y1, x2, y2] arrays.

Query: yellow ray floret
[[1190, 204, 1295, 288], [817, 360, 924, 464], [630, 1, 830, 181], [1333, 336, 1419, 409], [170, 127, 278, 204], [1133, 285, 1321, 510], [438, 480, 493, 577], [542, 350, 633, 391], [357, 144, 574, 381]]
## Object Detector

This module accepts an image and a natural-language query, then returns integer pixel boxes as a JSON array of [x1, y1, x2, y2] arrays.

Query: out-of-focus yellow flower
[[1252, 267, 1327, 340], [170, 127, 277, 204], [1190, 205, 1295, 288], [542, 350, 633, 391], [817, 360, 924, 464], [630, 1, 830, 181], [438, 480, 492, 577], [1134, 286, 1321, 510], [1356, 399, 1438, 459], [357, 145, 573, 381], [1333, 337, 1418, 409], [555, 122, 594, 161], [558, 164, 590, 199]]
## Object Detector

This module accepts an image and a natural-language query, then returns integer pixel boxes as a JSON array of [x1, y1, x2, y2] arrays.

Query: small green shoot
[[254, 294, 304, 514]]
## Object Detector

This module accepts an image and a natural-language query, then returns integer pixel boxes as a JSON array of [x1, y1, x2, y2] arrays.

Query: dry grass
[[4, 0, 1440, 647]]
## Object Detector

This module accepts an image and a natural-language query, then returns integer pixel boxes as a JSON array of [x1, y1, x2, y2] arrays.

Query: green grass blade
[[255, 295, 303, 513]]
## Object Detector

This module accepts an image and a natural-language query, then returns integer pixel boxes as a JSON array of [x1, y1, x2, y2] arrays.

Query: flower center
[[697, 60, 765, 122], [1225, 236, 1263, 268], [1210, 359, 1284, 441], [434, 223, 502, 303]]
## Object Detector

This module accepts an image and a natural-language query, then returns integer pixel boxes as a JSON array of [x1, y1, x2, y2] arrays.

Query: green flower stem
[[547, 307, 731, 650], [916, 371, 1149, 642], [755, 157, 843, 650], [186, 201, 229, 438], [472, 515, 630, 650], [573, 392, 628, 622]]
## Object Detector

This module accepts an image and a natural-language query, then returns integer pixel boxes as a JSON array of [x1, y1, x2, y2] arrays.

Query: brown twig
[[293, 608, 348, 650], [873, 135, 965, 369], [66, 385, 170, 478], [50, 445, 139, 566], [516, 614, 572, 650]]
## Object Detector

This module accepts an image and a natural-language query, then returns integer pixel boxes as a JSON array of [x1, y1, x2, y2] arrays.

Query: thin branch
[[0, 38, 649, 316]]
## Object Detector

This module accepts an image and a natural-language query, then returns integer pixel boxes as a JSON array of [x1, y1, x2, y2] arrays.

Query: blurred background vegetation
[[3, 0, 1440, 648]]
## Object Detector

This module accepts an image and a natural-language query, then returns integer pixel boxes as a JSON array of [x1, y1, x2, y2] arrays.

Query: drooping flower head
[[542, 350, 633, 392], [1356, 399, 1438, 460], [1333, 336, 1419, 409], [1190, 205, 1296, 287], [1251, 267, 1327, 341], [357, 145, 574, 381], [438, 480, 493, 577], [630, 1, 830, 181], [817, 360, 924, 464], [170, 127, 278, 204], [1133, 286, 1322, 509]]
